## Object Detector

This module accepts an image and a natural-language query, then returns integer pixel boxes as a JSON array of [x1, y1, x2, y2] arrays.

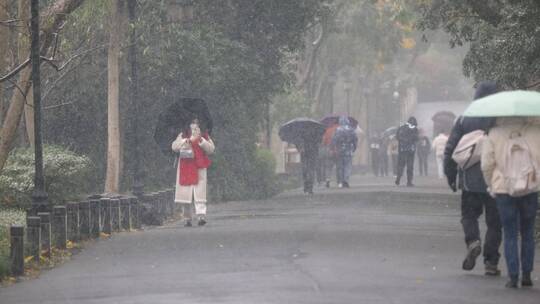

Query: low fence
[[8, 190, 176, 276]]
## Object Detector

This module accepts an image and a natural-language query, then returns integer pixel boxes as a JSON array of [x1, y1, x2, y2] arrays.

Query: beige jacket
[[172, 134, 215, 203], [481, 117, 540, 194], [431, 133, 448, 157]]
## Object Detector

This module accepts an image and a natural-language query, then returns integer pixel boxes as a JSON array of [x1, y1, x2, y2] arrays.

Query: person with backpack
[[395, 117, 419, 186], [443, 81, 502, 276], [331, 116, 358, 188], [481, 116, 540, 288]]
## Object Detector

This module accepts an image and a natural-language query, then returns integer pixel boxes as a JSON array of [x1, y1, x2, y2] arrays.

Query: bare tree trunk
[[0, 0, 8, 126], [17, 0, 34, 146], [0, 0, 86, 173], [104, 0, 125, 194]]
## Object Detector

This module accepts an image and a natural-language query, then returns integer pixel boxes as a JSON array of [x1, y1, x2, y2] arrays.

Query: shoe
[[343, 182, 350, 188], [395, 179, 400, 186], [198, 218, 207, 226], [462, 240, 481, 271], [505, 276, 519, 288], [522, 273, 533, 287], [484, 262, 501, 276], [338, 183, 343, 188], [406, 182, 414, 187], [184, 220, 193, 227]]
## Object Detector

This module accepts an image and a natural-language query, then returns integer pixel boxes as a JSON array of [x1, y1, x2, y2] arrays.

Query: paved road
[[1, 177, 539, 304]]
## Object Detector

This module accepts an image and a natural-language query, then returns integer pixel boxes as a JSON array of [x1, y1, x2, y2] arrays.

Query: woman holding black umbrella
[[172, 118, 215, 227]]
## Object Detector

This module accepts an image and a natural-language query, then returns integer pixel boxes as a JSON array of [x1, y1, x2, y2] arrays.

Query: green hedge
[[208, 147, 281, 202], [0, 145, 93, 209]]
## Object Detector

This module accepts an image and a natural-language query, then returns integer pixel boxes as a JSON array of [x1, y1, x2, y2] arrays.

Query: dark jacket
[[332, 117, 358, 157], [444, 116, 495, 192], [396, 117, 419, 153], [444, 81, 498, 193]]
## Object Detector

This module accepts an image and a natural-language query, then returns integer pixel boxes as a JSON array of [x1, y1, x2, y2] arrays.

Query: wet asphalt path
[[1, 184, 539, 303]]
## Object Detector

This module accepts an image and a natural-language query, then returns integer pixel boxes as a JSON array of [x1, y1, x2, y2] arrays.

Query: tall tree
[[0, 0, 8, 126], [104, 0, 125, 194], [418, 0, 540, 89], [0, 0, 86, 173]]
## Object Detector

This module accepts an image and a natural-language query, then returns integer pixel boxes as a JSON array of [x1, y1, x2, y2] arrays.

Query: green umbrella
[[463, 90, 540, 117]]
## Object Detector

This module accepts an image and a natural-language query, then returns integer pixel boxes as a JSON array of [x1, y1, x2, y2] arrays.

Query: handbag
[[178, 142, 194, 159]]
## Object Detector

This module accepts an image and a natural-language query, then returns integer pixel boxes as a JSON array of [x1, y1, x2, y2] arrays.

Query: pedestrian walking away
[[332, 116, 358, 188], [444, 81, 502, 277], [172, 118, 215, 227], [417, 132, 431, 176], [432, 132, 448, 179], [395, 117, 419, 187], [481, 115, 540, 288]]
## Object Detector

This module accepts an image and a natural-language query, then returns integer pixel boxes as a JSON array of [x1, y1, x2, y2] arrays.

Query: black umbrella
[[154, 98, 213, 155], [278, 118, 326, 144]]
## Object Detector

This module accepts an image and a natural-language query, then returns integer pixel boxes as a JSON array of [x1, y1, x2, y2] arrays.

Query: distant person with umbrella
[[279, 118, 325, 194], [395, 117, 419, 187], [172, 118, 215, 227], [332, 116, 358, 188]]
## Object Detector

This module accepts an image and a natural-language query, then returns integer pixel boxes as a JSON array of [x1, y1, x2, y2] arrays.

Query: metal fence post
[[100, 198, 112, 234], [26, 216, 41, 263], [120, 197, 131, 231], [66, 202, 79, 242], [129, 196, 140, 229], [10, 225, 24, 275], [111, 198, 121, 232], [79, 201, 90, 240], [52, 206, 67, 249], [89, 199, 101, 238], [38, 212, 51, 257]]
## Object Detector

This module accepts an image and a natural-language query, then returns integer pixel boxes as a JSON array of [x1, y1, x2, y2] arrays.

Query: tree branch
[[0, 59, 31, 83], [465, 0, 502, 27]]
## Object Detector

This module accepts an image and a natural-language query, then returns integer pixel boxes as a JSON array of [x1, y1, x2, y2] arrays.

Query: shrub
[[208, 147, 282, 202], [248, 148, 281, 200], [0, 145, 92, 208]]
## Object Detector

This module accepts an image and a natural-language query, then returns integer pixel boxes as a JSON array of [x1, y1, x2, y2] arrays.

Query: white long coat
[[171, 135, 215, 203]]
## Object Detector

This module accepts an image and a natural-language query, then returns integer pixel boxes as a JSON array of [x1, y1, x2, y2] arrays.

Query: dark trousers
[[301, 151, 316, 193], [495, 192, 538, 277], [396, 151, 415, 184], [418, 153, 428, 176], [461, 191, 502, 266]]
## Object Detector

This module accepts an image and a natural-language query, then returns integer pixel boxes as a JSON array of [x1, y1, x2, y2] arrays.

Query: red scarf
[[179, 131, 212, 186]]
